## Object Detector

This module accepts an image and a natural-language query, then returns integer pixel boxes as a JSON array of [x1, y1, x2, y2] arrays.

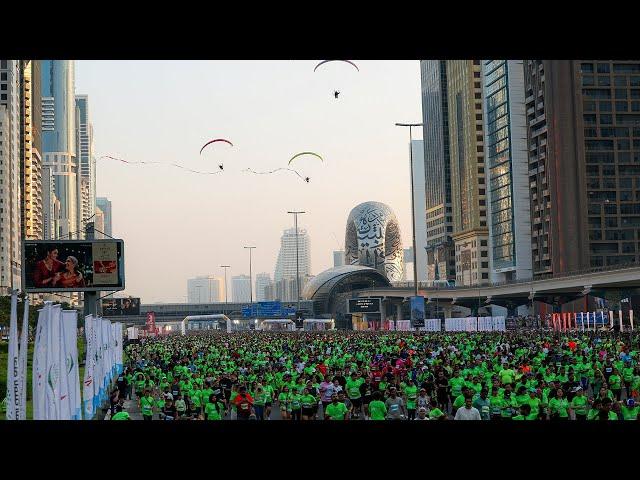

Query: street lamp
[[287, 211, 306, 314], [244, 246, 256, 303], [395, 122, 423, 297], [220, 265, 230, 316]]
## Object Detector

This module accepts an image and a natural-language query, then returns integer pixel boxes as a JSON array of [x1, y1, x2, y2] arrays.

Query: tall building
[[187, 276, 223, 303], [0, 60, 22, 290], [75, 95, 96, 230], [96, 197, 112, 237], [232, 275, 251, 303], [410, 140, 428, 282], [41, 60, 78, 239], [266, 275, 313, 302], [420, 60, 455, 284], [526, 60, 640, 276], [274, 227, 311, 282], [255, 272, 272, 302], [94, 206, 105, 237], [446, 60, 490, 286], [42, 165, 58, 239], [333, 250, 344, 267], [22, 60, 43, 240], [482, 60, 532, 283]]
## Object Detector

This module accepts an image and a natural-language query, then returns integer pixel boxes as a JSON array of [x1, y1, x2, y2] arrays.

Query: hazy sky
[[75, 60, 422, 303]]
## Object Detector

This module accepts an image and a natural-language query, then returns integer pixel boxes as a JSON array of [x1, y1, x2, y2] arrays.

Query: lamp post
[[220, 265, 230, 316], [395, 122, 423, 298], [287, 211, 306, 314], [244, 247, 256, 304]]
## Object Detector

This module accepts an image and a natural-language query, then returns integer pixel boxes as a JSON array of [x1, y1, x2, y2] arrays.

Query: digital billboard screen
[[410, 296, 425, 327], [102, 297, 140, 316], [348, 298, 381, 314], [23, 240, 125, 293]]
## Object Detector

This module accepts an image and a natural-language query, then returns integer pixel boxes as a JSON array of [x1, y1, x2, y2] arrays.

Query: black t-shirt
[[162, 405, 177, 419], [360, 382, 374, 398]]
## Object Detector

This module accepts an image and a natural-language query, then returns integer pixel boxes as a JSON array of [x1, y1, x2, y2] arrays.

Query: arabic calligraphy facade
[[344, 202, 404, 282]]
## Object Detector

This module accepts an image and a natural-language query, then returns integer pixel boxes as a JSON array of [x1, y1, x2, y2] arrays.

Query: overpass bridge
[[355, 263, 640, 314]]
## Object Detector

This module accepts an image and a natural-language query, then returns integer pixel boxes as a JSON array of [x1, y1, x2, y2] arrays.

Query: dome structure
[[301, 265, 390, 327], [344, 201, 404, 282]]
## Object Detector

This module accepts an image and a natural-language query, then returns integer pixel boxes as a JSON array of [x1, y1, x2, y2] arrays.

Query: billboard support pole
[[83, 222, 99, 318]]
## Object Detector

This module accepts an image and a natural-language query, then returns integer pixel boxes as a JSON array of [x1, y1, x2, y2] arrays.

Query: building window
[[482, 262, 488, 268], [481, 251, 488, 257], [475, 93, 482, 100], [482, 273, 489, 279]]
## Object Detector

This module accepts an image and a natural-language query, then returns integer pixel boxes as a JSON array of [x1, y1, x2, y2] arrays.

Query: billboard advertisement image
[[23, 240, 125, 292], [102, 297, 140, 316], [410, 296, 425, 327]]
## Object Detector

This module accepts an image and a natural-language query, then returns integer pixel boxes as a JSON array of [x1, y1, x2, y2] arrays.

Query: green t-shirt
[[570, 395, 588, 416], [449, 377, 465, 397], [369, 400, 387, 420], [499, 369, 515, 385], [300, 394, 317, 409], [621, 405, 639, 420], [453, 394, 466, 410], [111, 411, 130, 420], [403, 385, 418, 409], [549, 397, 569, 418], [205, 401, 225, 420], [346, 378, 364, 399], [140, 396, 154, 416], [608, 374, 622, 390], [325, 402, 348, 420]]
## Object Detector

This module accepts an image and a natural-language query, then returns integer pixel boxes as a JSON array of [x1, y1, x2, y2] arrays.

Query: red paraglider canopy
[[199, 138, 233, 155]]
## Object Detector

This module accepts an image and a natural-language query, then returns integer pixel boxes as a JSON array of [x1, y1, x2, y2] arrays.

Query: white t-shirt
[[454, 406, 481, 421]]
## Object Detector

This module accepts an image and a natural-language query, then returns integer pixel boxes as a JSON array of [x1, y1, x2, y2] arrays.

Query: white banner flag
[[44, 305, 63, 420], [33, 303, 51, 420], [18, 297, 29, 420], [62, 310, 81, 420], [5, 292, 19, 420], [82, 315, 95, 419]]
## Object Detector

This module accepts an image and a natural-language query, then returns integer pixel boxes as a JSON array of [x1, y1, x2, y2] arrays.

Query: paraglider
[[288, 152, 324, 166], [313, 60, 359, 72], [199, 138, 233, 155]]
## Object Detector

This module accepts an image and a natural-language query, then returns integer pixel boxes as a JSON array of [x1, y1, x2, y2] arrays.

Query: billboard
[[410, 296, 425, 327], [23, 240, 124, 292], [348, 298, 381, 314], [102, 297, 140, 316], [242, 301, 297, 318]]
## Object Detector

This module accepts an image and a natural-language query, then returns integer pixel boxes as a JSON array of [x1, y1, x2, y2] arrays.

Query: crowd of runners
[[108, 330, 640, 421]]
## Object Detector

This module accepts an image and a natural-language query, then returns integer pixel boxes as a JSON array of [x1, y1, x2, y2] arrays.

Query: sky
[[75, 60, 422, 303]]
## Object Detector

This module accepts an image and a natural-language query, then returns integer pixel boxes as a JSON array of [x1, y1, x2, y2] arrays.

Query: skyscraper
[[187, 276, 223, 303], [420, 60, 455, 284], [96, 197, 112, 237], [22, 60, 43, 241], [41, 60, 78, 239], [232, 275, 251, 303], [75, 95, 96, 230], [274, 227, 311, 281], [525, 60, 640, 276], [255, 272, 272, 302], [482, 60, 532, 283], [94, 206, 105, 237], [446, 60, 490, 286], [0, 60, 23, 289]]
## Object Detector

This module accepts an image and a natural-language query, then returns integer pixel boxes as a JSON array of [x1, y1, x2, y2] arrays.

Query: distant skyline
[[75, 60, 422, 303]]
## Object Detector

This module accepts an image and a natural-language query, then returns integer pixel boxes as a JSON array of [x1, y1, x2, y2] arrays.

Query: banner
[[5, 293, 19, 420], [62, 310, 81, 419], [18, 297, 29, 420], [33, 303, 50, 420], [409, 296, 425, 327], [44, 304, 63, 419], [83, 315, 96, 419], [423, 319, 441, 332]]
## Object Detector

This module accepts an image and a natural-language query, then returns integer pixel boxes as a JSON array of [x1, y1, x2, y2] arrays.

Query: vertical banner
[[5, 292, 19, 420], [83, 315, 95, 419], [62, 310, 81, 420], [57, 308, 72, 421], [18, 297, 29, 420], [44, 305, 63, 420], [630, 310, 634, 331], [619, 310, 623, 332], [33, 303, 50, 420], [409, 296, 426, 328]]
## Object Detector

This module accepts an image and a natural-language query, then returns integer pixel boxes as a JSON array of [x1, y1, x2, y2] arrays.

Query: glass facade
[[484, 60, 515, 270]]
